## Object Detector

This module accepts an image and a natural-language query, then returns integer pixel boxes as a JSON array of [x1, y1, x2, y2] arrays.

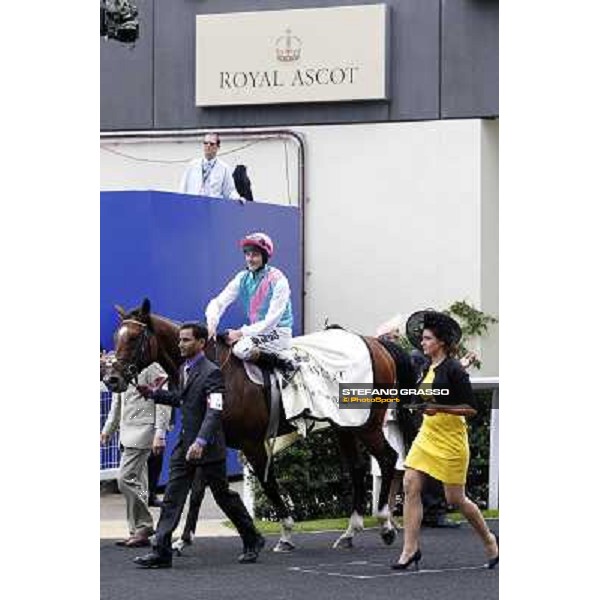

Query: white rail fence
[[100, 384, 120, 481]]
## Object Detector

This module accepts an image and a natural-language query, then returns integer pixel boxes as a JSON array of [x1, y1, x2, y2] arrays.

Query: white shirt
[[179, 157, 239, 199]]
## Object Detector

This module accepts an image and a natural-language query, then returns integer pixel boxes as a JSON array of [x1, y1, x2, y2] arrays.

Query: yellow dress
[[404, 365, 469, 485]]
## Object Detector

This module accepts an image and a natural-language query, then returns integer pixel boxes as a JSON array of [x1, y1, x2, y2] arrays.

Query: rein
[[115, 319, 157, 384], [208, 336, 233, 370]]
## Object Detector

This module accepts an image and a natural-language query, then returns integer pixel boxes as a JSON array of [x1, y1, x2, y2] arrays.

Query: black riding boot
[[253, 351, 296, 374]]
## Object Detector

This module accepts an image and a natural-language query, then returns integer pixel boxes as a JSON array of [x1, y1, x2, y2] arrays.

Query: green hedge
[[252, 429, 358, 521], [252, 389, 493, 520], [466, 389, 493, 507]]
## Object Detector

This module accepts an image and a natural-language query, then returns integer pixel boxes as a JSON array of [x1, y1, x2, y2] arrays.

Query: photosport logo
[[338, 384, 450, 408]]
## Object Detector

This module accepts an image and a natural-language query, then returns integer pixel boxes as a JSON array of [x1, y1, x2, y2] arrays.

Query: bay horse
[[104, 298, 413, 551]]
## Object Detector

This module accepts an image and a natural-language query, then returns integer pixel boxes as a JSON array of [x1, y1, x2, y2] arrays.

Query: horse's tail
[[376, 338, 417, 390], [375, 338, 420, 446]]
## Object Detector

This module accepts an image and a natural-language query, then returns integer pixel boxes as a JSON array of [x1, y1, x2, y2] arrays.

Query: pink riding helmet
[[239, 232, 274, 258]]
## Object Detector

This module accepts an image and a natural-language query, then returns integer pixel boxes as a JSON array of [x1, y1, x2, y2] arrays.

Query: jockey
[[205, 232, 295, 372]]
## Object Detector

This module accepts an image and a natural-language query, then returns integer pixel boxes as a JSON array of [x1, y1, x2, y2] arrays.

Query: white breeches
[[232, 328, 292, 360]]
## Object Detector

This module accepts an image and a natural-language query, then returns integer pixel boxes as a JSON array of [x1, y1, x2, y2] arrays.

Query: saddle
[[242, 361, 298, 480], [243, 362, 284, 442]]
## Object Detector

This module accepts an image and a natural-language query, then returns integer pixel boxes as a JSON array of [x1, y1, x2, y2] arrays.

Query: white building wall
[[100, 118, 498, 374], [100, 134, 300, 206], [479, 119, 500, 377]]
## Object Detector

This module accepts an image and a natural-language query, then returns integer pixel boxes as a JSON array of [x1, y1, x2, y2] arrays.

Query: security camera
[[100, 1, 139, 44]]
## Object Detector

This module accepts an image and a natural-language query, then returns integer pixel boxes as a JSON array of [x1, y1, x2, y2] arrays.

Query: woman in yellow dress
[[392, 310, 499, 570]]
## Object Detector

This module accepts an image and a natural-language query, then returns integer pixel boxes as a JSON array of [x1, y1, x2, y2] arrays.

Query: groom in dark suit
[[133, 322, 264, 569]]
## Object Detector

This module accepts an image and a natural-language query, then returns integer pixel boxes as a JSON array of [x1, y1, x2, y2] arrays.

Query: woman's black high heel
[[487, 532, 499, 569], [391, 549, 422, 571]]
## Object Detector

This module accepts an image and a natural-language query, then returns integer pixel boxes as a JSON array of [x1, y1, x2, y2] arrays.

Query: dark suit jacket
[[152, 354, 226, 464]]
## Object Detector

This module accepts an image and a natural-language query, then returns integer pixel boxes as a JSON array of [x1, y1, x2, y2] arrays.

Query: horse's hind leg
[[332, 431, 367, 549], [242, 442, 296, 552], [357, 426, 398, 546]]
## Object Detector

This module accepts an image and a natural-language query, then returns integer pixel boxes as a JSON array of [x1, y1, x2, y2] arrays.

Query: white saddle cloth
[[276, 328, 373, 430]]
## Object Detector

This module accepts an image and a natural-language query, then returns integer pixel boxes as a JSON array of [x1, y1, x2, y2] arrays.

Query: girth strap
[[261, 367, 282, 482]]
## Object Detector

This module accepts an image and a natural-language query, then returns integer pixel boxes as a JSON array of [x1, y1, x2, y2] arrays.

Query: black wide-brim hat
[[405, 310, 462, 349]]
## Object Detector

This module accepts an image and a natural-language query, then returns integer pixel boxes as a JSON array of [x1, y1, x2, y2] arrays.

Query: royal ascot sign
[[195, 4, 389, 106]]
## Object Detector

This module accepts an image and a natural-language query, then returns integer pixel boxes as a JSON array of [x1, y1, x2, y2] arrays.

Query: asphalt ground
[[101, 520, 499, 600]]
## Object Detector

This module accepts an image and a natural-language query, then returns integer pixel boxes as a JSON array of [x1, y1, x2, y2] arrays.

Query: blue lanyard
[[202, 160, 216, 184]]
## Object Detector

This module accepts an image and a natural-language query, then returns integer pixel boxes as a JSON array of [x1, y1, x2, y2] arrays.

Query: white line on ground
[[288, 561, 490, 579]]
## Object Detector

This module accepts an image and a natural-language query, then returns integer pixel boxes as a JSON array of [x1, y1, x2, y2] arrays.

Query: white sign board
[[195, 4, 389, 106]]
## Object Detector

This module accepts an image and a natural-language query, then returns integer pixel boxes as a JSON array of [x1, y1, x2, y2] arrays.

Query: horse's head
[[103, 298, 159, 392]]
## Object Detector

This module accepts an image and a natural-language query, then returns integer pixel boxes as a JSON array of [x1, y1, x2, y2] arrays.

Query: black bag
[[233, 164, 254, 201]]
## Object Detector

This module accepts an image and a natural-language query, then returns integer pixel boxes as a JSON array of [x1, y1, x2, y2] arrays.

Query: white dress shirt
[[179, 157, 239, 199]]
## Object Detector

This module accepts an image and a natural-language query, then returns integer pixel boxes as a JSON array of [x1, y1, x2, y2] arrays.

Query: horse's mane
[[124, 302, 228, 355], [124, 307, 152, 327], [203, 333, 243, 367], [125, 306, 181, 333], [151, 313, 182, 330]]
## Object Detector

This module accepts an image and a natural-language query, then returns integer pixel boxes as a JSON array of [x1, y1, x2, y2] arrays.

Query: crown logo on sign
[[275, 28, 302, 62]]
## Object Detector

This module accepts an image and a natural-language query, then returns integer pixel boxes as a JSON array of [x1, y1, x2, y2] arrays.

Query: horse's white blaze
[[118, 326, 128, 339]]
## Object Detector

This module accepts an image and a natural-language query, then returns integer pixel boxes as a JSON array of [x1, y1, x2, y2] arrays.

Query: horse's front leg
[[243, 443, 296, 552], [358, 429, 399, 546]]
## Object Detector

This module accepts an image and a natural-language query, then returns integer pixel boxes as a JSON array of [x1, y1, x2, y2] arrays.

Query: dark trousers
[[422, 476, 449, 521], [147, 452, 164, 499], [155, 442, 257, 557], [182, 467, 208, 540]]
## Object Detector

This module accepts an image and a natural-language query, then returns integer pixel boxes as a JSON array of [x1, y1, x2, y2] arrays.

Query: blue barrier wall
[[101, 191, 302, 482]]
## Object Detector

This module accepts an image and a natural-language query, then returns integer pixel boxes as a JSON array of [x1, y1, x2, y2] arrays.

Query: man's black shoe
[[423, 515, 460, 528], [133, 551, 172, 569], [238, 534, 266, 564]]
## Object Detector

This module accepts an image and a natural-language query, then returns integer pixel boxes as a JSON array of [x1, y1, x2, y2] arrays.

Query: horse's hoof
[[333, 536, 353, 549], [172, 537, 191, 555], [381, 528, 396, 546], [273, 540, 295, 553]]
